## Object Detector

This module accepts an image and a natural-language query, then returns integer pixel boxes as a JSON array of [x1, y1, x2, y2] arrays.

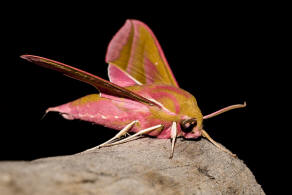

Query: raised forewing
[[21, 55, 160, 107], [106, 20, 179, 87]]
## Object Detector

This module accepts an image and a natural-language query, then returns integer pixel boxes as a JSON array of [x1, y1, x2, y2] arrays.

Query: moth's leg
[[203, 102, 246, 119], [201, 129, 236, 157], [101, 124, 164, 147], [80, 120, 138, 154], [169, 121, 177, 159]]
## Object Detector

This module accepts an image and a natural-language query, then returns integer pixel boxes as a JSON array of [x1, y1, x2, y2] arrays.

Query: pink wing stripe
[[108, 64, 138, 87], [106, 20, 132, 63]]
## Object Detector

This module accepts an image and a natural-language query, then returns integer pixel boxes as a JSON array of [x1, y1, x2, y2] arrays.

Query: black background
[[1, 3, 285, 194]]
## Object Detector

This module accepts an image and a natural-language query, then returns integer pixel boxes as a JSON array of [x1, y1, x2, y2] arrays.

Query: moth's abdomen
[[47, 94, 169, 135]]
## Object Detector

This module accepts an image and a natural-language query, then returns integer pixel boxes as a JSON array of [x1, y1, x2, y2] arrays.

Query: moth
[[21, 19, 246, 158]]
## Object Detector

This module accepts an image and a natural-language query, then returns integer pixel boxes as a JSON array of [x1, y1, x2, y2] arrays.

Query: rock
[[0, 138, 264, 195]]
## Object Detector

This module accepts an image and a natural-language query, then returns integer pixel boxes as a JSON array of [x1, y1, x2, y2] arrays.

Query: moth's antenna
[[201, 129, 236, 157], [40, 109, 50, 120], [203, 102, 246, 120]]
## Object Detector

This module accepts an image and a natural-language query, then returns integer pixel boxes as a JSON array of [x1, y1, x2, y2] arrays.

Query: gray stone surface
[[0, 138, 264, 195]]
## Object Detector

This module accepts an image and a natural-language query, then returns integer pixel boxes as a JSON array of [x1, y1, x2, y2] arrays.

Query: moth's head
[[176, 91, 205, 138], [180, 116, 203, 139]]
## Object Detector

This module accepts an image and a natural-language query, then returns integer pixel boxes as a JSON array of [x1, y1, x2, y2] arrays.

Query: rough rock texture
[[0, 138, 264, 195]]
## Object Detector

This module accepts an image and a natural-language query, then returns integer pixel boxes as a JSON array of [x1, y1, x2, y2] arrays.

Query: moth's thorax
[[127, 84, 203, 122]]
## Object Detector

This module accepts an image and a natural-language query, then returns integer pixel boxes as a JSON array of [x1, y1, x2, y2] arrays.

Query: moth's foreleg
[[201, 129, 236, 157], [80, 120, 138, 154], [100, 124, 164, 147], [169, 122, 177, 159]]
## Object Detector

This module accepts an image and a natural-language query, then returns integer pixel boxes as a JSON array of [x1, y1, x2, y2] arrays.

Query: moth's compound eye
[[181, 118, 197, 133]]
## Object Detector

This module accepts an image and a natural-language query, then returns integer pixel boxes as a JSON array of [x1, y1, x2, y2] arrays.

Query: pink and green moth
[[21, 19, 246, 158]]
